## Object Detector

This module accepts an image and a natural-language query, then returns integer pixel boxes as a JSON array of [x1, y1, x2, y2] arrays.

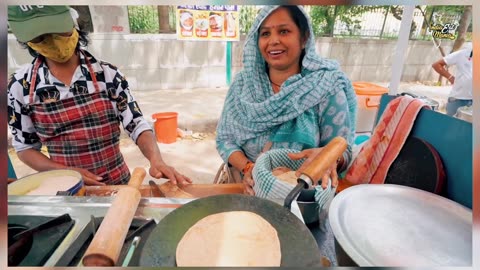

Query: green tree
[[394, 5, 470, 48], [169, 6, 177, 32], [441, 5, 471, 52], [309, 5, 384, 37], [239, 6, 258, 35], [415, 5, 471, 85], [309, 6, 336, 37], [128, 6, 159, 34], [155, 5, 177, 33]]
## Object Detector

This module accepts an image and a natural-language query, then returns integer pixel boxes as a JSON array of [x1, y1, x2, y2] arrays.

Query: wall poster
[[177, 5, 240, 41]]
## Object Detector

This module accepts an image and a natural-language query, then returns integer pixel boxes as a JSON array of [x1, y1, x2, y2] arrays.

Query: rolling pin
[[301, 136, 348, 186], [284, 137, 347, 209], [82, 167, 146, 266]]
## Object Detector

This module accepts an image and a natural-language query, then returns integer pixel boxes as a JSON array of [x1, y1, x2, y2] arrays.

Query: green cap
[[8, 5, 74, 42]]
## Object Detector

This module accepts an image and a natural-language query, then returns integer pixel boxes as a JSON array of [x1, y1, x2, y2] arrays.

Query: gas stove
[[8, 195, 303, 267], [8, 214, 75, 266], [7, 195, 191, 267]]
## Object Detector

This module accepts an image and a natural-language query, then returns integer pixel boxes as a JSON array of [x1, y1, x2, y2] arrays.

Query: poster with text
[[177, 5, 240, 41]]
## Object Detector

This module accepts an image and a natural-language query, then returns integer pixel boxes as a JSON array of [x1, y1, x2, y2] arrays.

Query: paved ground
[[8, 82, 451, 184]]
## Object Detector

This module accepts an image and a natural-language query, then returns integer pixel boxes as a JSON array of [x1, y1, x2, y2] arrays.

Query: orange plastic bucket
[[152, 112, 178, 144], [352, 82, 388, 108], [352, 82, 388, 132]]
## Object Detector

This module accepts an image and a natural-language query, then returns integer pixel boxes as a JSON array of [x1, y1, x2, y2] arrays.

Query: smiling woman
[[257, 7, 309, 88], [215, 6, 357, 264], [216, 5, 357, 194]]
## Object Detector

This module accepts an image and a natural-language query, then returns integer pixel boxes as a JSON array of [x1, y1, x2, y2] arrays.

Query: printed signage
[[177, 5, 239, 41]]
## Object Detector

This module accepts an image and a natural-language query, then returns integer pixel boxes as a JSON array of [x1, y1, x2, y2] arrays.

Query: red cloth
[[344, 96, 430, 185]]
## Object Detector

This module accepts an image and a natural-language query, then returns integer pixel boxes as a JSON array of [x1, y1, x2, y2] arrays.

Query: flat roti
[[274, 170, 298, 186], [272, 166, 292, 176], [176, 211, 281, 267]]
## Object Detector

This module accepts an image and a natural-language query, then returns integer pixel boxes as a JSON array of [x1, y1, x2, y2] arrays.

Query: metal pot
[[400, 92, 439, 111], [454, 105, 472, 123], [297, 189, 319, 225], [297, 200, 319, 225]]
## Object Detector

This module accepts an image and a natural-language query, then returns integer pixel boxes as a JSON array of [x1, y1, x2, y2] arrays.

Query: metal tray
[[329, 184, 472, 266]]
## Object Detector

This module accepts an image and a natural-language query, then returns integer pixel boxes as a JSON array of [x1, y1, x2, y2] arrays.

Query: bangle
[[242, 161, 254, 174]]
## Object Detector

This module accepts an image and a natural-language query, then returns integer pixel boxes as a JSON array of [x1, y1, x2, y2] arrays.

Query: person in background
[[215, 5, 357, 195], [7, 5, 191, 186], [432, 45, 472, 116]]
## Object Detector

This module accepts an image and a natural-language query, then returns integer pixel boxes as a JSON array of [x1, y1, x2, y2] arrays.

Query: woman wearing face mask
[[7, 6, 191, 186]]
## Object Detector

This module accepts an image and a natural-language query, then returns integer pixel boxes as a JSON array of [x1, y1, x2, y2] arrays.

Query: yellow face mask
[[27, 29, 79, 63]]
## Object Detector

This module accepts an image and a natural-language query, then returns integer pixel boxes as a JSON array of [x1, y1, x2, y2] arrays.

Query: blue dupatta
[[216, 5, 357, 150]]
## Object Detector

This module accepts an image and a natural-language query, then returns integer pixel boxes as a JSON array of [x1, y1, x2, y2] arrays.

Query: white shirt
[[443, 48, 472, 100]]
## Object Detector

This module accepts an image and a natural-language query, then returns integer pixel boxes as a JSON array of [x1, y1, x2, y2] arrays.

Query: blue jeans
[[446, 98, 472, 116]]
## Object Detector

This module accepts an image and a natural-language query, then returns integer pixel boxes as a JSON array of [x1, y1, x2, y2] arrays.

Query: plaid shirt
[[8, 50, 151, 152]]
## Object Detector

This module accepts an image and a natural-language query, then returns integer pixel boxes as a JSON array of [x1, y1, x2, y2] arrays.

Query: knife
[[149, 180, 165, 197]]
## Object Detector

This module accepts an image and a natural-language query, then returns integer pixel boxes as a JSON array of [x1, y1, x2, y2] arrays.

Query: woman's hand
[[242, 167, 256, 196], [69, 167, 105, 186], [287, 148, 339, 189], [149, 160, 192, 186]]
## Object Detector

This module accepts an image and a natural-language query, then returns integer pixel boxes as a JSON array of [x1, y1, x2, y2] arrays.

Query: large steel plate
[[329, 184, 472, 266]]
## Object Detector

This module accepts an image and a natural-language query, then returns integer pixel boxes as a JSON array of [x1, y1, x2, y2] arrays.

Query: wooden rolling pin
[[82, 167, 146, 266], [301, 136, 348, 186], [284, 137, 348, 209]]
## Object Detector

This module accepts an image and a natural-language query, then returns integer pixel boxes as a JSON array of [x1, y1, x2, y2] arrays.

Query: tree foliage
[[125, 4, 471, 42], [309, 6, 336, 37], [239, 6, 258, 35], [309, 5, 386, 37], [128, 6, 159, 34]]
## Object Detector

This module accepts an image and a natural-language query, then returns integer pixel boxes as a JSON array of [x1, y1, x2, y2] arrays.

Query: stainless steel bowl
[[297, 190, 320, 225], [297, 200, 319, 224]]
